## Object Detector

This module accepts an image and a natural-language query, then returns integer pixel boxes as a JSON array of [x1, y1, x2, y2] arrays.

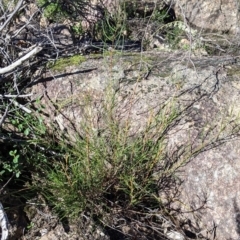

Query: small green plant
[[152, 8, 170, 23], [37, 0, 66, 21], [34, 86, 180, 220], [0, 102, 49, 183], [95, 6, 128, 42], [71, 23, 84, 37], [26, 222, 34, 230], [166, 24, 184, 48], [10, 110, 46, 137], [1, 149, 21, 178]]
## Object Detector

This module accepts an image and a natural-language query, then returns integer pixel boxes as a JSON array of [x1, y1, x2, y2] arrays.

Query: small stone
[[166, 230, 185, 240]]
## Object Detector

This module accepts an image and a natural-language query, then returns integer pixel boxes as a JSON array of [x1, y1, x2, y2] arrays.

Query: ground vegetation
[[0, 0, 240, 239]]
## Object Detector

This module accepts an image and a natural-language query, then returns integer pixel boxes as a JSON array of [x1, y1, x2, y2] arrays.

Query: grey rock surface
[[174, 0, 240, 34], [31, 50, 240, 239], [92, 0, 240, 35]]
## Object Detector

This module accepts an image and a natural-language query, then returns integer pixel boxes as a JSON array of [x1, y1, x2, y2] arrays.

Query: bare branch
[[0, 45, 42, 75], [0, 202, 8, 240], [0, 93, 33, 98], [10, 99, 31, 113], [0, 173, 14, 194], [0, 0, 24, 32], [0, 105, 9, 126]]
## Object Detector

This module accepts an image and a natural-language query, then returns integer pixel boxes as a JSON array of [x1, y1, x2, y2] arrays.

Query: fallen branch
[[10, 99, 31, 114], [0, 0, 24, 32], [0, 105, 9, 127], [0, 45, 43, 75], [0, 202, 8, 240], [0, 93, 33, 98]]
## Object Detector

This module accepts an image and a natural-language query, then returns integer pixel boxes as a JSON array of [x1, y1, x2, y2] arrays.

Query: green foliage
[[95, 7, 128, 42], [32, 92, 181, 219], [71, 23, 84, 36], [166, 24, 184, 48], [26, 222, 34, 230], [0, 100, 49, 182], [152, 8, 170, 23], [37, 0, 66, 21], [37, 0, 89, 22], [10, 110, 46, 137], [1, 149, 21, 178], [2, 0, 18, 10]]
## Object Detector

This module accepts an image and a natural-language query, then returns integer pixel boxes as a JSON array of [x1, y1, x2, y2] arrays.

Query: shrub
[[41, 100, 178, 218]]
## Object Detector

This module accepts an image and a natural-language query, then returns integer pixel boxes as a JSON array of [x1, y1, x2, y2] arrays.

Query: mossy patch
[[50, 55, 87, 71]]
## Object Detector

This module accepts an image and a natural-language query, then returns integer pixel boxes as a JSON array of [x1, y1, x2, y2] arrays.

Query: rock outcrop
[[173, 0, 240, 34], [93, 0, 240, 34], [31, 49, 240, 239]]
